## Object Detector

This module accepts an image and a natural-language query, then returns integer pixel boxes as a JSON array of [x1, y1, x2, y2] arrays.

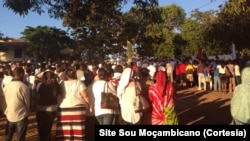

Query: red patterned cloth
[[148, 71, 178, 125], [56, 105, 86, 141]]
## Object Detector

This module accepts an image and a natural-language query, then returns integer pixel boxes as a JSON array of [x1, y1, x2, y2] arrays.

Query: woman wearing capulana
[[231, 66, 250, 125], [148, 68, 178, 125]]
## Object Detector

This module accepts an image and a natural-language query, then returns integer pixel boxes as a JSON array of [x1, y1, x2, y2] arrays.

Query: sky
[[0, 0, 226, 38]]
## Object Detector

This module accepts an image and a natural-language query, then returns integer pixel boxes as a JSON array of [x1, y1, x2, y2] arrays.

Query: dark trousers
[[5, 117, 28, 141], [235, 76, 241, 86], [36, 111, 56, 141]]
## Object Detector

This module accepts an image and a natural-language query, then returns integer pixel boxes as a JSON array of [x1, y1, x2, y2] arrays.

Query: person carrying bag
[[117, 68, 149, 125], [92, 68, 117, 125], [101, 82, 119, 109]]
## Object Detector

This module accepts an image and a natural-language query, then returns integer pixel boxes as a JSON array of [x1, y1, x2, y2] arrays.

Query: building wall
[[0, 39, 32, 62]]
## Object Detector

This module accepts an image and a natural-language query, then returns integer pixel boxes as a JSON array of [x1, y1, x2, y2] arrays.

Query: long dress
[[56, 80, 87, 141], [148, 82, 178, 125]]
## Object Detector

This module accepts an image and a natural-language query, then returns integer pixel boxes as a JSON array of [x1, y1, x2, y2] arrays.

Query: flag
[[127, 40, 133, 62], [197, 45, 202, 59]]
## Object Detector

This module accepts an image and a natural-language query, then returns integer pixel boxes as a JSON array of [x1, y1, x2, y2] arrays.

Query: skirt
[[56, 105, 86, 141]]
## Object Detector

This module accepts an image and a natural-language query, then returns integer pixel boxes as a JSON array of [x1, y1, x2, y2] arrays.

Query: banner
[[232, 43, 236, 60], [197, 45, 202, 59], [126, 40, 133, 63]]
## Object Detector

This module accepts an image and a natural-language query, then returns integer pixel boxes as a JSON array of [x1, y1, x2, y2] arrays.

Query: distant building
[[0, 38, 74, 62], [0, 38, 32, 62]]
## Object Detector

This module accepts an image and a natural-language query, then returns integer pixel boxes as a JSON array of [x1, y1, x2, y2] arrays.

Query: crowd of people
[[0, 55, 249, 140], [173, 58, 243, 94], [0, 58, 178, 141]]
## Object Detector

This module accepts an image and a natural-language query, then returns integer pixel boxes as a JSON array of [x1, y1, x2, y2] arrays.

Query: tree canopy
[[21, 26, 74, 61], [3, 0, 250, 60]]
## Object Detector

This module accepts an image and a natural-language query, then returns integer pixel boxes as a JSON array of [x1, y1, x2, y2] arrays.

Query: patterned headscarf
[[231, 66, 250, 124], [155, 70, 167, 96]]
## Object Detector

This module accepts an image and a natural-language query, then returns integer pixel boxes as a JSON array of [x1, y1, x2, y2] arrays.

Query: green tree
[[145, 4, 185, 58], [21, 26, 74, 61], [180, 9, 223, 58], [3, 0, 158, 61], [64, 0, 125, 62], [121, 6, 160, 57], [3, 0, 158, 18], [210, 0, 250, 57]]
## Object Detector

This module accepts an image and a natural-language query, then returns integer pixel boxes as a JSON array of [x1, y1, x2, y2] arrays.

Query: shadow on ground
[[175, 85, 233, 125]]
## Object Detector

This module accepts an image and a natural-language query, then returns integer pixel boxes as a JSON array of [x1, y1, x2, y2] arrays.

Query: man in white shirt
[[147, 61, 156, 80], [166, 60, 174, 82], [4, 67, 30, 141]]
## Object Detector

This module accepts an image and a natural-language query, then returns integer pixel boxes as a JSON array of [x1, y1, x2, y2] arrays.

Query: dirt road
[[176, 86, 233, 125]]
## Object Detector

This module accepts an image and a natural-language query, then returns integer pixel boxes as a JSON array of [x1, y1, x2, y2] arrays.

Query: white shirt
[[234, 65, 241, 76], [59, 80, 86, 107], [166, 62, 173, 73], [28, 75, 36, 90], [147, 65, 156, 79], [1, 75, 13, 90], [4, 80, 30, 122], [217, 65, 225, 74], [92, 80, 116, 116]]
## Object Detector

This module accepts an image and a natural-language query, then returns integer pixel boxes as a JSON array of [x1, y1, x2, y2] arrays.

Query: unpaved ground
[[175, 85, 233, 125], [0, 86, 233, 140]]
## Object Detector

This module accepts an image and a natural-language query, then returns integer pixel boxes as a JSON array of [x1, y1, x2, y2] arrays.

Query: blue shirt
[[213, 64, 220, 77]]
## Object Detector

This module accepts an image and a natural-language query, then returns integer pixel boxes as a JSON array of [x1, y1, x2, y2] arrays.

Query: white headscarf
[[117, 67, 133, 99]]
